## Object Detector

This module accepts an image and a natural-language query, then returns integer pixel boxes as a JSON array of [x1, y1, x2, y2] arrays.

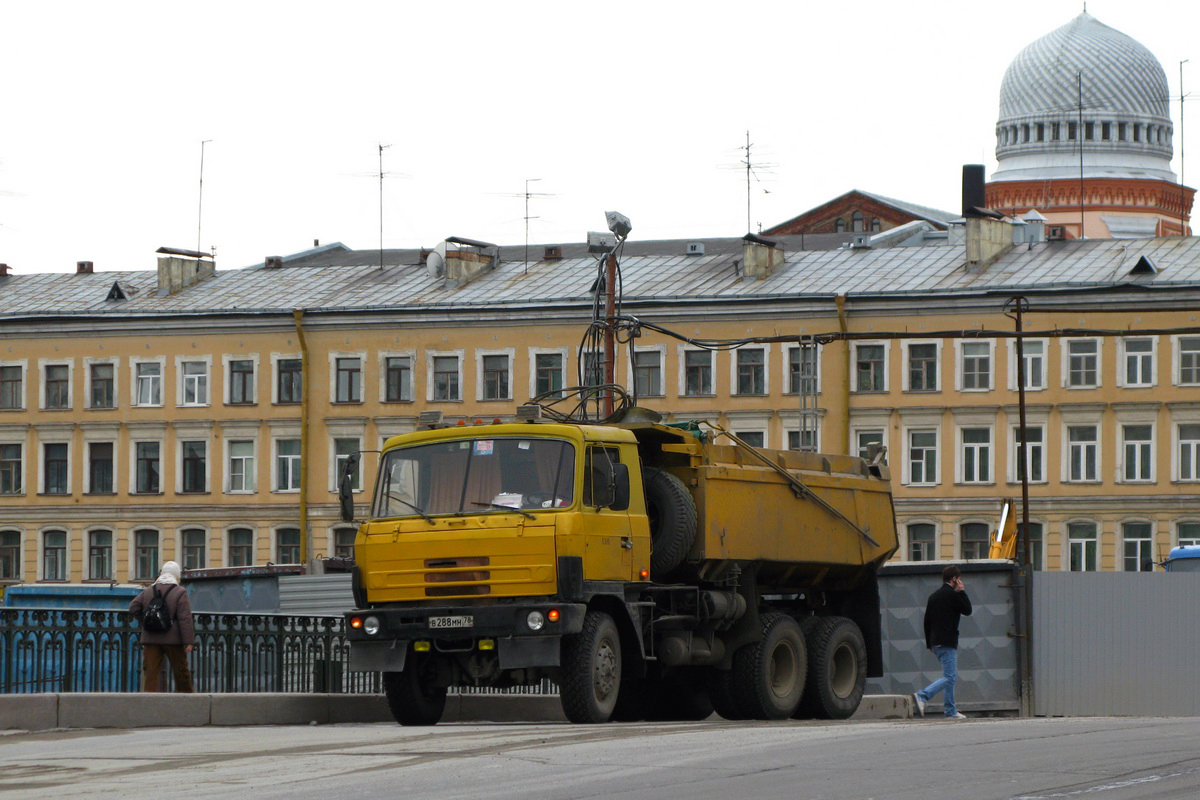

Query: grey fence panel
[[278, 574, 355, 616], [1032, 571, 1200, 717], [868, 561, 1022, 715]]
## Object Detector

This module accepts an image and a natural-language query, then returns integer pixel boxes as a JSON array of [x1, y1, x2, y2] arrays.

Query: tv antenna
[[490, 180, 555, 272], [378, 143, 391, 270], [197, 139, 212, 256], [721, 131, 776, 233]]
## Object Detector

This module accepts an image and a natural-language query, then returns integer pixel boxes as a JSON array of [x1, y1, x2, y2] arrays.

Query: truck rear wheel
[[382, 657, 447, 726], [800, 616, 867, 720], [732, 612, 806, 720], [643, 467, 697, 576], [561, 610, 622, 723]]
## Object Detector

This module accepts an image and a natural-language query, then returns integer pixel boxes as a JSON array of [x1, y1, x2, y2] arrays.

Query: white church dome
[[992, 12, 1175, 183]]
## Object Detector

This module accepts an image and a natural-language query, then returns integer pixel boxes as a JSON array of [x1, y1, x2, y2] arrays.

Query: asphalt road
[[4, 717, 1200, 800]]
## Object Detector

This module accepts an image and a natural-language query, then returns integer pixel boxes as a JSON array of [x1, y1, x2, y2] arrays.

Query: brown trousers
[[142, 644, 195, 693]]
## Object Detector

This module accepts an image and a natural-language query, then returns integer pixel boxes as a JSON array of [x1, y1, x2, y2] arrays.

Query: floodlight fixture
[[605, 211, 632, 240]]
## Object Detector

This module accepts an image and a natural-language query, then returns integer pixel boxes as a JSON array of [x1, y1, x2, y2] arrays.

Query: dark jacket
[[923, 582, 972, 649], [129, 583, 196, 646]]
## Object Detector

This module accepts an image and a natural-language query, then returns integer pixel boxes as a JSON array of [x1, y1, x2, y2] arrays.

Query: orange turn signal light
[[639, 568, 650, 580], [349, 617, 363, 629], [547, 609, 560, 623]]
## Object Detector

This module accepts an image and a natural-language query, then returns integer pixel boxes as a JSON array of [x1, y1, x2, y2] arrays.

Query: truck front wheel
[[561, 610, 622, 723], [732, 612, 806, 719], [382, 656, 447, 726], [801, 616, 867, 720]]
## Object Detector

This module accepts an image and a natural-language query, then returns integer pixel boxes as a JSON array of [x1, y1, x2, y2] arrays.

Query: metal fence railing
[[0, 608, 381, 695]]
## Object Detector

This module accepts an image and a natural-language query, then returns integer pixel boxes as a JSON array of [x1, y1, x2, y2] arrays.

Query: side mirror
[[610, 463, 630, 511], [338, 453, 360, 523]]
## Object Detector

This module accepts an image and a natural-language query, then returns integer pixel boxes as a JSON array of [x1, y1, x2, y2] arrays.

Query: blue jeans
[[916, 645, 958, 716]]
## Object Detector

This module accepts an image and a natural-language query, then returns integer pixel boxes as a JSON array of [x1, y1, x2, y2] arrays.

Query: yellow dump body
[[682, 440, 898, 588]]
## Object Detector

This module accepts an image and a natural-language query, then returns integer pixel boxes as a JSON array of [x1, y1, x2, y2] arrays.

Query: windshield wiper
[[471, 501, 535, 520], [386, 495, 436, 524]]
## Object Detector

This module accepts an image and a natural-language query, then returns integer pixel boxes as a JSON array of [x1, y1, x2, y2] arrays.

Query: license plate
[[428, 615, 473, 629]]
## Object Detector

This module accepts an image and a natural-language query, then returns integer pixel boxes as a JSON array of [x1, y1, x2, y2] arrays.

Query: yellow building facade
[[1, 232, 1200, 587]]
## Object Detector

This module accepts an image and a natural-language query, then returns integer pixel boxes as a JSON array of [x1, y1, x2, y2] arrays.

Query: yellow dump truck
[[340, 412, 898, 725]]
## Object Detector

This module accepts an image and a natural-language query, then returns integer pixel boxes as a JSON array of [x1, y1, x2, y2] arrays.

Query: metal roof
[[3, 236, 1200, 320]]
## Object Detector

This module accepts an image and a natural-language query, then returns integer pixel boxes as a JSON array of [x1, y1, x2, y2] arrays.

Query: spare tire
[[642, 466, 697, 576]]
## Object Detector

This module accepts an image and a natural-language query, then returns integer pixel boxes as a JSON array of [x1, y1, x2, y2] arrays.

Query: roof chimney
[[962, 164, 986, 216], [76, 261, 94, 274], [741, 233, 784, 280], [155, 247, 215, 295], [265, 256, 284, 269], [543, 246, 563, 260], [0, 264, 9, 277]]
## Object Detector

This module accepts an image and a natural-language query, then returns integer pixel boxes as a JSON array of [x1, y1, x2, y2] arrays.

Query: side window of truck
[[583, 446, 629, 510]]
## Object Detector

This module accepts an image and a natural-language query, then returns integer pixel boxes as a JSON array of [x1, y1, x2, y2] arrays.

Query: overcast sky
[[2, 0, 1197, 275]]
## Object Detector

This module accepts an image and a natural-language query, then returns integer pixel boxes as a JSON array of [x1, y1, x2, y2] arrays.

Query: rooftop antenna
[[378, 143, 391, 270], [525, 178, 541, 273], [1182, 60, 1189, 236], [197, 139, 212, 257], [726, 131, 776, 233]]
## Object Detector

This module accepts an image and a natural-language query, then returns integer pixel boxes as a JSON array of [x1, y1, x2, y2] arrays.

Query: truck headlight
[[526, 611, 545, 631], [363, 616, 380, 635]]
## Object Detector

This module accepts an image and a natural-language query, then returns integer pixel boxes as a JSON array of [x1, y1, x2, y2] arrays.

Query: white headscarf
[[154, 561, 183, 586]]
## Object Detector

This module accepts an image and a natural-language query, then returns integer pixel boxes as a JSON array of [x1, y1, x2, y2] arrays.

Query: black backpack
[[142, 584, 176, 634]]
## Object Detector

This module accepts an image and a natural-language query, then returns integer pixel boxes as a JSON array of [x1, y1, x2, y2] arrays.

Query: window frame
[[1063, 422, 1100, 483], [85, 358, 118, 409], [179, 439, 209, 494], [227, 526, 256, 568], [955, 339, 994, 392], [0, 528, 21, 581], [86, 528, 114, 582], [679, 347, 714, 397], [272, 354, 303, 405], [903, 340, 941, 393], [132, 527, 161, 582], [86, 440, 116, 495], [40, 528, 69, 582], [0, 360, 27, 411], [41, 441, 70, 495], [226, 438, 257, 494], [958, 425, 994, 485], [1118, 337, 1156, 388], [380, 351, 417, 403], [131, 357, 166, 408], [906, 521, 937, 561], [1118, 421, 1154, 483], [852, 342, 888, 393], [273, 437, 302, 493], [1120, 520, 1155, 572], [904, 427, 940, 486], [427, 350, 464, 403], [629, 345, 666, 399], [223, 354, 259, 406], [1066, 520, 1099, 572], [132, 439, 163, 495], [1062, 338, 1102, 389], [784, 344, 821, 396], [177, 356, 212, 407], [1006, 338, 1047, 391], [0, 440, 24, 496], [1176, 420, 1200, 482], [330, 352, 365, 404], [1009, 421, 1046, 484], [959, 521, 990, 560], [731, 347, 769, 396], [530, 348, 568, 400], [1172, 335, 1200, 386], [477, 348, 515, 402], [40, 359, 73, 410]]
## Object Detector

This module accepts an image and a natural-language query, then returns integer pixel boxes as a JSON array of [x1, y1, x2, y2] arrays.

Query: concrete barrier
[[0, 693, 913, 731]]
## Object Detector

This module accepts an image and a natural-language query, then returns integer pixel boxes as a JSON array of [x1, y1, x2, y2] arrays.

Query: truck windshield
[[373, 437, 576, 519]]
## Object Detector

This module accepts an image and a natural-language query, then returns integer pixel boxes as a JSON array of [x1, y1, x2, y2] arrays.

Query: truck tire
[[643, 466, 697, 576], [561, 610, 622, 723], [792, 617, 821, 719], [705, 666, 745, 721], [382, 658, 446, 726], [732, 612, 806, 720], [801, 616, 868, 720]]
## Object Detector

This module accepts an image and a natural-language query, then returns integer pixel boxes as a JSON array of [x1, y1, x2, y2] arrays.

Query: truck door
[[582, 445, 634, 581]]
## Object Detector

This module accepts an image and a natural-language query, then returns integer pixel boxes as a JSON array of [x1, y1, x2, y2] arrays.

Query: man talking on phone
[[913, 565, 973, 720]]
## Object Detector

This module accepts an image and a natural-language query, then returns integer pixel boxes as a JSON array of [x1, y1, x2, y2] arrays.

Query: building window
[[333, 527, 356, 559], [960, 522, 989, 560], [735, 349, 766, 395], [335, 438, 361, 492], [135, 442, 161, 494], [582, 350, 604, 388], [1179, 337, 1200, 385], [1067, 340, 1099, 388], [1179, 424, 1200, 481], [44, 364, 70, 409], [42, 530, 67, 581], [1121, 424, 1153, 482], [684, 350, 713, 396], [1122, 521, 1153, 572], [182, 528, 207, 570], [1178, 521, 1200, 547], [960, 342, 991, 390], [0, 443, 22, 494], [1017, 340, 1045, 390], [960, 428, 991, 483], [181, 361, 209, 405], [787, 429, 818, 452], [855, 430, 885, 461], [181, 441, 207, 493], [854, 344, 885, 392], [737, 431, 765, 448], [228, 440, 255, 492], [1122, 338, 1154, 387], [908, 430, 937, 485], [870, 218, 881, 232], [0, 530, 19, 580], [90, 362, 115, 408], [276, 439, 301, 491], [335, 357, 362, 403], [88, 530, 113, 580], [276, 528, 301, 565], [907, 343, 938, 392], [1013, 425, 1044, 483], [0, 365, 23, 409], [1068, 522, 1097, 571], [787, 346, 818, 395], [482, 354, 511, 401], [534, 353, 564, 398], [277, 358, 302, 404], [433, 355, 460, 401], [1067, 425, 1098, 482], [851, 211, 865, 232], [1018, 522, 1044, 570], [908, 523, 935, 561], [134, 529, 159, 581], [228, 528, 254, 567], [385, 356, 413, 402], [228, 359, 255, 405], [88, 442, 114, 494], [633, 351, 662, 397], [135, 361, 162, 406], [43, 443, 68, 495], [834, 218, 845, 233]]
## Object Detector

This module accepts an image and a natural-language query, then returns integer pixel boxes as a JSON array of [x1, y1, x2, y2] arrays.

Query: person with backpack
[[128, 561, 196, 692]]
